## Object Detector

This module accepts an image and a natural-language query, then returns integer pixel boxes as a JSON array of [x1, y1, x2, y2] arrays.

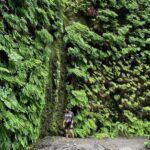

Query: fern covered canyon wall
[[0, 0, 66, 149], [0, 0, 150, 149]]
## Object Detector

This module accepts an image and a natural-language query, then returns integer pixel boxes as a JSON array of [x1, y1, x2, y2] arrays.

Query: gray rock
[[119, 148, 132, 150], [32, 136, 147, 150]]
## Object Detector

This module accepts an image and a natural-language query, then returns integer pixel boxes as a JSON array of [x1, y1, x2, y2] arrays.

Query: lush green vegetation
[[0, 0, 66, 149], [0, 0, 150, 149], [145, 135, 150, 149], [65, 0, 150, 144]]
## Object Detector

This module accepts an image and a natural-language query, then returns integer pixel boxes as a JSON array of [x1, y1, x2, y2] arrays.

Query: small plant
[[96, 133, 109, 139], [144, 135, 150, 149]]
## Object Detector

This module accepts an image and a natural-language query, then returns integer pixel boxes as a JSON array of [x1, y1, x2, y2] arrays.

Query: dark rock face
[[33, 137, 148, 150]]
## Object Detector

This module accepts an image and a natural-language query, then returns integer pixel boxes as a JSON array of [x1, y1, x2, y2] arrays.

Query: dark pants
[[65, 121, 72, 130]]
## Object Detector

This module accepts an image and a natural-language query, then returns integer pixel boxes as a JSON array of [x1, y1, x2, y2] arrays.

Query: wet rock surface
[[33, 136, 148, 150]]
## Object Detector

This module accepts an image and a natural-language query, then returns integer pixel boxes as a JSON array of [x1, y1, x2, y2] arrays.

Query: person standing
[[63, 108, 74, 140]]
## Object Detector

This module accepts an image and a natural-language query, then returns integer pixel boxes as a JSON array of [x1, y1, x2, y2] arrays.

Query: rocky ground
[[32, 136, 149, 150]]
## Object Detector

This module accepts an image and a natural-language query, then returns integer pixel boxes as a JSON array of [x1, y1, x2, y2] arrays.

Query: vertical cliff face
[[0, 0, 150, 149], [41, 38, 66, 136], [64, 0, 150, 138], [43, 0, 150, 140], [40, 1, 82, 137], [40, 6, 67, 137], [0, 0, 67, 149]]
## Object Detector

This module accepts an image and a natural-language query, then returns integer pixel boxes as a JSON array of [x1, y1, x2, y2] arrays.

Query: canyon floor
[[32, 136, 149, 150]]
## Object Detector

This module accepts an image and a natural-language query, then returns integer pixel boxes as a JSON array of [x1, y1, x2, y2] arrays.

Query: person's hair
[[64, 108, 69, 112]]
